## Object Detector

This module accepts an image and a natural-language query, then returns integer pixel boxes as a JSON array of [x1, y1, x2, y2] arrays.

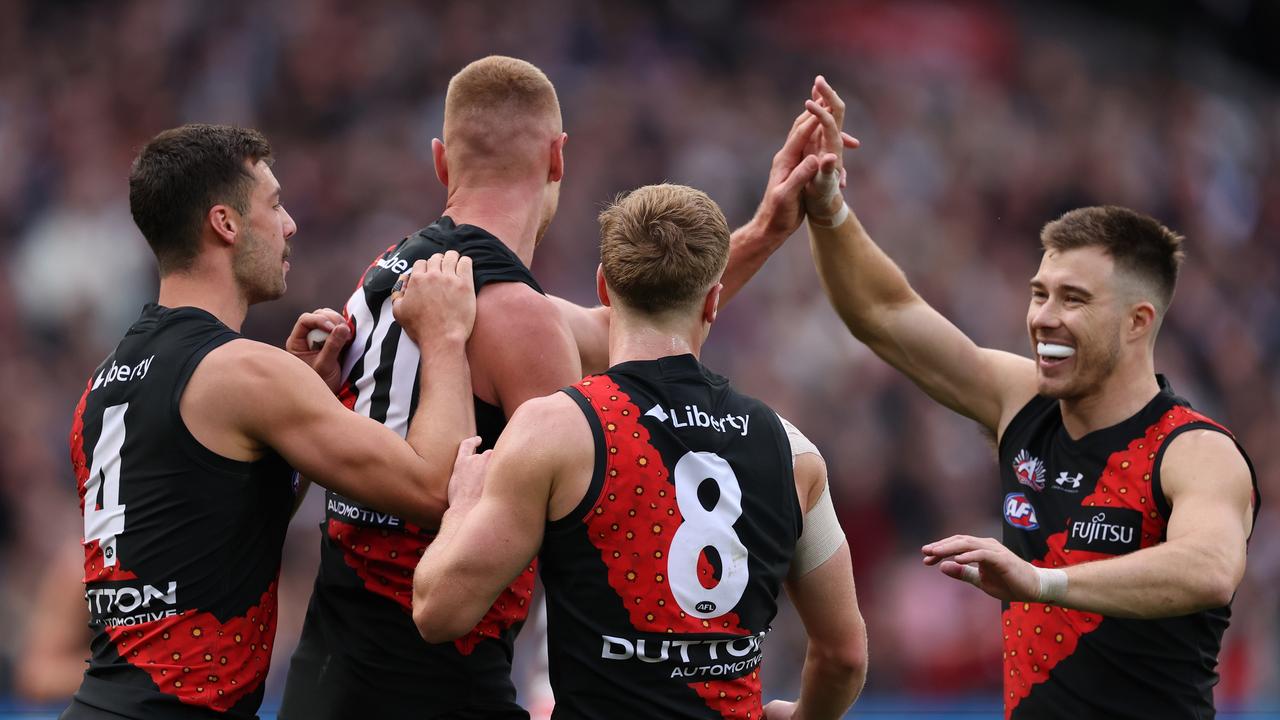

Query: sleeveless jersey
[[540, 355, 802, 719], [66, 304, 294, 719], [280, 218, 540, 719], [997, 376, 1259, 720]]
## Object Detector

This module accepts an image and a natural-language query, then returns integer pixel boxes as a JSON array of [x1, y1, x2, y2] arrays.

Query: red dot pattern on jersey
[[575, 377, 762, 720], [103, 580, 278, 712], [328, 518, 536, 656], [1002, 406, 1219, 719]]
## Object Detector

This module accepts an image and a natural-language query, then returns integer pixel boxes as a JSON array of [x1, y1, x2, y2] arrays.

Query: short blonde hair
[[443, 56, 561, 172], [599, 184, 730, 315]]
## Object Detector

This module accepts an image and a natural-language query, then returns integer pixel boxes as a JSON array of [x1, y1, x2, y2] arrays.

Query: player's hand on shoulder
[[392, 251, 476, 345], [447, 436, 490, 510], [284, 307, 351, 393]]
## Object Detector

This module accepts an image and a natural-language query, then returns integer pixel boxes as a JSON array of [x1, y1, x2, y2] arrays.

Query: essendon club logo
[[1003, 493, 1039, 530], [1065, 508, 1142, 555], [1012, 449, 1047, 492]]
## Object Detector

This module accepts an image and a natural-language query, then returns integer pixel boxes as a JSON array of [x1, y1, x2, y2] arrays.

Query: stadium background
[[0, 0, 1276, 717]]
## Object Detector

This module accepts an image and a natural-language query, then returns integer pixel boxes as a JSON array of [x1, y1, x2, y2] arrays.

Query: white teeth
[[1038, 342, 1075, 359]]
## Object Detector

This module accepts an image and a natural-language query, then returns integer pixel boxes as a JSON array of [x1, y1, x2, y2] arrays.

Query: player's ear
[[1128, 301, 1157, 343], [548, 132, 567, 183], [596, 264, 612, 307], [432, 138, 449, 188], [208, 204, 237, 246], [703, 282, 723, 324]]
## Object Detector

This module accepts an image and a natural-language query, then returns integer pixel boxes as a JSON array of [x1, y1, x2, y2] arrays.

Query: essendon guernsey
[[998, 376, 1258, 719], [280, 218, 539, 719], [65, 304, 294, 720], [540, 355, 802, 719]]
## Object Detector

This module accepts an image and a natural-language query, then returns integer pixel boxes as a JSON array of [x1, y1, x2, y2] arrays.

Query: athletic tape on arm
[[805, 166, 849, 229], [777, 414, 846, 578]]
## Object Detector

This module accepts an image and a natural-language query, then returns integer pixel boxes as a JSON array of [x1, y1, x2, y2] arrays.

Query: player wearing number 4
[[409, 184, 867, 720], [65, 125, 478, 719], [794, 79, 1259, 718]]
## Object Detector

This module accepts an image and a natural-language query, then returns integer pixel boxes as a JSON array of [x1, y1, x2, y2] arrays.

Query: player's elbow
[[1198, 562, 1242, 609], [807, 625, 868, 684], [412, 588, 470, 644]]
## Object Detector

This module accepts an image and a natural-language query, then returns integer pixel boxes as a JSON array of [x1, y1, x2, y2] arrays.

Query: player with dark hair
[[64, 123, 477, 719], [279, 59, 853, 719], [793, 80, 1259, 719], [411, 183, 868, 720]]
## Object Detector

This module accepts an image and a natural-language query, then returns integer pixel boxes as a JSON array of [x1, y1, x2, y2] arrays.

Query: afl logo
[[1012, 449, 1047, 492], [1004, 493, 1039, 530], [695, 601, 717, 614]]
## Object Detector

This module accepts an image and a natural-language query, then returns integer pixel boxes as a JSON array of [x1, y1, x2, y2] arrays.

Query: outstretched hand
[[802, 75, 856, 225], [751, 81, 860, 241], [922, 535, 1043, 603]]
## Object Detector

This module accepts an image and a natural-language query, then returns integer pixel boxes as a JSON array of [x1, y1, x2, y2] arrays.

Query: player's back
[[541, 354, 801, 719], [281, 217, 538, 719], [65, 304, 293, 720]]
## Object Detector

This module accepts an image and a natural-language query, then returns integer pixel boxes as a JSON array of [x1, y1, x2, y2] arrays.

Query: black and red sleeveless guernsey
[[540, 355, 802, 720], [64, 304, 294, 720], [279, 217, 539, 719], [997, 376, 1259, 720]]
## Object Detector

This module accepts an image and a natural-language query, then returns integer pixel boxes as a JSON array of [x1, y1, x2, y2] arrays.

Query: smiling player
[[792, 79, 1259, 719]]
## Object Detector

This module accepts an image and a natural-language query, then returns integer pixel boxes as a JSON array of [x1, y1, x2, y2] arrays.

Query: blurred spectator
[[1, 0, 1275, 710]]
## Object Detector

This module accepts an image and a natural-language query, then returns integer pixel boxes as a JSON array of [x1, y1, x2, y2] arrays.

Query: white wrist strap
[[807, 165, 849, 228], [808, 202, 849, 228], [1035, 567, 1068, 604], [959, 565, 1067, 605]]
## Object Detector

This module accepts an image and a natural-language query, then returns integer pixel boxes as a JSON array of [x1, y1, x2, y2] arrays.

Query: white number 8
[[668, 451, 749, 619]]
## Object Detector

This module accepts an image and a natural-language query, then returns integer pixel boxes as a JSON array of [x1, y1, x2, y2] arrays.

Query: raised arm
[[801, 78, 1035, 435], [922, 430, 1255, 617]]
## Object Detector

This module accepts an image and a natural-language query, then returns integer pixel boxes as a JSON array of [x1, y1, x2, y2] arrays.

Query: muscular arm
[[1058, 430, 1254, 617], [413, 395, 586, 641], [472, 283, 584, 417], [794, 80, 1035, 436], [925, 430, 1255, 618], [807, 212, 1035, 433], [185, 335, 471, 526]]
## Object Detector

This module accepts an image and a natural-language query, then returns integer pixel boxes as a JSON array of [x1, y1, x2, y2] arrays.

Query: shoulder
[[506, 392, 589, 440], [471, 283, 579, 392], [477, 282, 562, 329], [194, 338, 311, 395], [1159, 427, 1253, 508]]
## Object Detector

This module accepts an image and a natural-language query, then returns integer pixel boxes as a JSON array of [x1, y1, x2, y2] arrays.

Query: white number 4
[[668, 451, 749, 619], [84, 403, 128, 567]]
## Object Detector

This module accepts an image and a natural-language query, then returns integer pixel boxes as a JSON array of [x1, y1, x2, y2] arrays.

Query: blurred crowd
[[1, 0, 1276, 709]]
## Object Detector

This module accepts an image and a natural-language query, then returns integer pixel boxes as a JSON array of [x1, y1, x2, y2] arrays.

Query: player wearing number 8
[[410, 184, 868, 719]]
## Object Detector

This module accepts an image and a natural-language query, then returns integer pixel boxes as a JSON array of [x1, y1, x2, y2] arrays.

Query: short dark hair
[[598, 184, 730, 315], [129, 124, 272, 274], [1041, 206, 1185, 312]]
